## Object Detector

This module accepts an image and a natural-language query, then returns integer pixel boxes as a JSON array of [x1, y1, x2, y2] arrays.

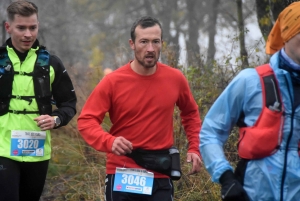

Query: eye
[[30, 26, 37, 31], [141, 40, 147, 44]]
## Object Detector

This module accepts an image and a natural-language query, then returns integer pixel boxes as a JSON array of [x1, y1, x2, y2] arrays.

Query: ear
[[4, 22, 11, 34], [129, 39, 135, 50]]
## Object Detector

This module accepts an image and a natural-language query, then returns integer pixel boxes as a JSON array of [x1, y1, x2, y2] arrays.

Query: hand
[[112, 136, 133, 156], [220, 170, 250, 201], [34, 115, 55, 131], [186, 152, 202, 175]]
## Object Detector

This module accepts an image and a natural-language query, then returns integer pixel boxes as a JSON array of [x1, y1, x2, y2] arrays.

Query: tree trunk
[[237, 0, 249, 68], [255, 0, 273, 41], [159, 0, 180, 67], [144, 0, 154, 17], [206, 0, 220, 66], [256, 0, 291, 42], [271, 0, 286, 20], [186, 0, 201, 67]]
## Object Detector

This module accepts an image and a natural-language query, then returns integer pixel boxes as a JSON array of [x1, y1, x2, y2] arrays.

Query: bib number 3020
[[10, 130, 46, 156], [17, 139, 39, 149]]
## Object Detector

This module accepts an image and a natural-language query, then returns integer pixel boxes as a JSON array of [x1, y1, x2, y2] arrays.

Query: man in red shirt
[[77, 16, 201, 201]]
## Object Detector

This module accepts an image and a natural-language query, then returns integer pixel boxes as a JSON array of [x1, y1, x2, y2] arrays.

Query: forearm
[[200, 143, 233, 183], [77, 118, 116, 152], [51, 98, 76, 127], [181, 108, 201, 155]]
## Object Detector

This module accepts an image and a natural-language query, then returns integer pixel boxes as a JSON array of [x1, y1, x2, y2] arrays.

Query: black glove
[[219, 170, 250, 201]]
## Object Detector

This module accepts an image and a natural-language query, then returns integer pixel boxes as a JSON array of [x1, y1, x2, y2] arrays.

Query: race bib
[[10, 130, 46, 156], [113, 167, 154, 195]]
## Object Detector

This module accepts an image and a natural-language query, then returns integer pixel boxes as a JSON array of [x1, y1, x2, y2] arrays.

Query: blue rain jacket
[[200, 51, 300, 201]]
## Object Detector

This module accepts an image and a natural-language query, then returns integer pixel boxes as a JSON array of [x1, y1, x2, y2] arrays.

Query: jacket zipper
[[280, 76, 294, 201]]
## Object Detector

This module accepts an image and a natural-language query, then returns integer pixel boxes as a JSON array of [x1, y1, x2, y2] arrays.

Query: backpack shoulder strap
[[0, 46, 10, 66], [237, 64, 282, 127], [255, 64, 282, 111], [36, 46, 50, 67], [0, 46, 12, 73]]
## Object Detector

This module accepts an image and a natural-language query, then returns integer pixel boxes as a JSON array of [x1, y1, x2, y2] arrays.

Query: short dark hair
[[7, 1, 38, 22], [130, 16, 163, 42]]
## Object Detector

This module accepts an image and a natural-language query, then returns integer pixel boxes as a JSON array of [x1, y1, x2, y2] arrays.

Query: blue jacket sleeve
[[200, 68, 261, 182]]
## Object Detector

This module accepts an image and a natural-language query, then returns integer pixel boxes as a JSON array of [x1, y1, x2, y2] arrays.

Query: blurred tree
[[0, 0, 12, 44], [206, 0, 220, 66], [186, 0, 202, 67], [237, 0, 249, 68], [255, 0, 298, 41], [156, 0, 181, 67]]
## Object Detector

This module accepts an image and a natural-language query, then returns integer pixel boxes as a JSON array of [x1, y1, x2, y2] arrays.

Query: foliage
[[42, 132, 106, 201]]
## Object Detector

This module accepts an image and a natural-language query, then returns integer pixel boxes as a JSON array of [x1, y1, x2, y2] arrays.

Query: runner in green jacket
[[0, 1, 77, 201]]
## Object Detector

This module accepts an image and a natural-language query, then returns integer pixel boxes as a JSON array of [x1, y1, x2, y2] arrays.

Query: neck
[[281, 48, 300, 71], [130, 60, 157, 76], [10, 44, 29, 62]]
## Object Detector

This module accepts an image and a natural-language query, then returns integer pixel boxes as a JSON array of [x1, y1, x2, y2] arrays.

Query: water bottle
[[169, 147, 181, 180], [156, 155, 171, 170]]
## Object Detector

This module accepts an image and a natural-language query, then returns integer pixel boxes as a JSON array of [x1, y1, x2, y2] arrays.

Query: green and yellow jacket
[[0, 38, 76, 162]]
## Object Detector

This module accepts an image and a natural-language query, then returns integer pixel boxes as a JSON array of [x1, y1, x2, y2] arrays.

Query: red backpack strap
[[255, 64, 273, 76], [255, 64, 282, 111]]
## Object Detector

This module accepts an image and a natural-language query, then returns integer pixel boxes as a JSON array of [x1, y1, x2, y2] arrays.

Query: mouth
[[22, 41, 32, 45], [145, 55, 155, 61]]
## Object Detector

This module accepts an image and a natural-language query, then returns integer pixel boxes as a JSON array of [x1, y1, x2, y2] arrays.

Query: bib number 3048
[[113, 168, 154, 195]]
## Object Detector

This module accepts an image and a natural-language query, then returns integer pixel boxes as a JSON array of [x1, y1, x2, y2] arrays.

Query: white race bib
[[10, 130, 46, 157], [113, 167, 154, 195]]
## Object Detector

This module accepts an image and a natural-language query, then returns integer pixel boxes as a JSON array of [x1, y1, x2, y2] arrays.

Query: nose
[[24, 29, 32, 37], [146, 43, 155, 52]]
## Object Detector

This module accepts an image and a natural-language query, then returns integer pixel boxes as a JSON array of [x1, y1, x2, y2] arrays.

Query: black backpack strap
[[0, 46, 13, 116], [8, 109, 39, 114], [33, 46, 52, 115], [13, 71, 33, 76], [11, 95, 35, 104]]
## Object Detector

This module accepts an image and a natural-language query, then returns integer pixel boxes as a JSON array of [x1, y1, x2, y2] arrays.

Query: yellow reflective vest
[[0, 46, 55, 162]]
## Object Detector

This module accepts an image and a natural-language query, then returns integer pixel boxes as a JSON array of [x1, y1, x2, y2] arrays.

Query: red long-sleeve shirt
[[77, 62, 201, 177]]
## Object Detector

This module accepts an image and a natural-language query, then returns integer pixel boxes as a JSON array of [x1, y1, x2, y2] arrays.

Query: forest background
[[0, 0, 296, 200]]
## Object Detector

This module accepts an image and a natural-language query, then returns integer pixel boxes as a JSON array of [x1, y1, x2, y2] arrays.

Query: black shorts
[[105, 174, 174, 201], [0, 156, 49, 201]]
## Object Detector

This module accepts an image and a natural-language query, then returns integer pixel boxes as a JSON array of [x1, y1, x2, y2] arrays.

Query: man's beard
[[135, 52, 160, 68], [137, 59, 156, 68]]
